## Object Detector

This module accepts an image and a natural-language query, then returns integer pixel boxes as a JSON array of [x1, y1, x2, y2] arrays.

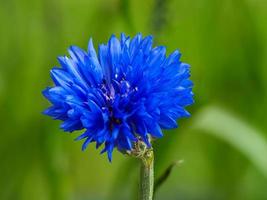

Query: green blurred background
[[1, 0, 267, 199]]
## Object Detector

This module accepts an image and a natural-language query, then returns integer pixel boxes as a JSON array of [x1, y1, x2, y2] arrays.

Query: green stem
[[139, 149, 154, 200]]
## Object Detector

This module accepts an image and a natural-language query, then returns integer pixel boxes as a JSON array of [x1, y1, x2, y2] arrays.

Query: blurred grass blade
[[151, 0, 169, 33], [192, 106, 267, 178], [120, 0, 135, 32], [154, 160, 184, 195]]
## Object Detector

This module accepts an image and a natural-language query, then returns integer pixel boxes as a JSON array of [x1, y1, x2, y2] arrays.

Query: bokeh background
[[1, 0, 267, 199]]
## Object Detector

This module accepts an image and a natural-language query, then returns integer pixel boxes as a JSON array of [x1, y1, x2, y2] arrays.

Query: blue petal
[[165, 50, 181, 66], [43, 106, 68, 120], [50, 68, 73, 89], [150, 122, 163, 138], [101, 142, 114, 162], [98, 44, 111, 83], [82, 135, 94, 151], [57, 56, 89, 89], [60, 119, 83, 132], [68, 45, 87, 65], [140, 35, 153, 56], [146, 46, 166, 68], [108, 35, 121, 74], [75, 130, 90, 141], [88, 38, 98, 58], [129, 33, 142, 59], [159, 114, 178, 129]]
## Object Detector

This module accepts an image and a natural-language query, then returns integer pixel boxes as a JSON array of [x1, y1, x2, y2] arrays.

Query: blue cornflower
[[43, 33, 194, 161]]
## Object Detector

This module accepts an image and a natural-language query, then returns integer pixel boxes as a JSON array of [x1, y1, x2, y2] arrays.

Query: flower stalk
[[139, 149, 154, 200]]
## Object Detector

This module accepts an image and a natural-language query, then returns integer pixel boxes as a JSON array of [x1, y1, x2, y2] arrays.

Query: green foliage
[[0, 0, 267, 199], [192, 106, 267, 178]]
